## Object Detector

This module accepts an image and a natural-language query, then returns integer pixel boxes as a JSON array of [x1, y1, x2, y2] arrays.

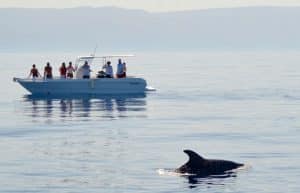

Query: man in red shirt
[[59, 62, 67, 78]]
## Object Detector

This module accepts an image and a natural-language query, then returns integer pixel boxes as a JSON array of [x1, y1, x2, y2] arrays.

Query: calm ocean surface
[[0, 51, 300, 193]]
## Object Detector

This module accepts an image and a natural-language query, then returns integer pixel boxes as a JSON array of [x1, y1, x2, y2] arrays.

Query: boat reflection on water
[[21, 93, 147, 121]]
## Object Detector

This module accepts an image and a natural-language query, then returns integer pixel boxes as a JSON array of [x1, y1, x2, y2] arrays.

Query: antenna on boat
[[91, 44, 98, 57]]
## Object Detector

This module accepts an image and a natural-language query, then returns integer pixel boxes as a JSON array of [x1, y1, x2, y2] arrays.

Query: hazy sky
[[1, 0, 300, 11]]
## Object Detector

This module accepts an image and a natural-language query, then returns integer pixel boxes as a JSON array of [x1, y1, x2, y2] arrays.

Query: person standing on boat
[[28, 64, 41, 79], [59, 62, 67, 78], [102, 61, 114, 78], [66, 61, 76, 78], [116, 59, 126, 78], [44, 62, 53, 79], [82, 61, 91, 79]]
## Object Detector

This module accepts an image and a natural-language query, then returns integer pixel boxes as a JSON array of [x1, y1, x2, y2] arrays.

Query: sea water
[[0, 51, 300, 193]]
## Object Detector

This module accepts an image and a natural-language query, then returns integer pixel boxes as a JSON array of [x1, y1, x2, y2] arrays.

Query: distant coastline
[[1, 6, 300, 52]]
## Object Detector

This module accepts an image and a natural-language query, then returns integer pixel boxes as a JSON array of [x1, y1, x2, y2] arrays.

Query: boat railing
[[14, 76, 138, 82]]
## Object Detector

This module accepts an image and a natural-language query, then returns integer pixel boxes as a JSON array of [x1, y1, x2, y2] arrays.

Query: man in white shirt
[[116, 58, 126, 78], [103, 61, 113, 78], [82, 61, 91, 79]]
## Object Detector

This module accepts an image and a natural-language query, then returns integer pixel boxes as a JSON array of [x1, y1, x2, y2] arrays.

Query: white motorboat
[[14, 55, 149, 95]]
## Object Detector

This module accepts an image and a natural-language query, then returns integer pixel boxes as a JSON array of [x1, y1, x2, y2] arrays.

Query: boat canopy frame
[[75, 54, 135, 67]]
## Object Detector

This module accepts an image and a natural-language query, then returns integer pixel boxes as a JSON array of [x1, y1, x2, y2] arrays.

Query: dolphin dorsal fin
[[183, 149, 205, 164]]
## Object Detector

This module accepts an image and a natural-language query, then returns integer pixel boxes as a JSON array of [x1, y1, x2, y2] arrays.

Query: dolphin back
[[175, 150, 244, 175], [206, 159, 244, 173]]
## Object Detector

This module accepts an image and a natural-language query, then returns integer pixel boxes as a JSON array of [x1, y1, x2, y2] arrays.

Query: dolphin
[[175, 150, 244, 176]]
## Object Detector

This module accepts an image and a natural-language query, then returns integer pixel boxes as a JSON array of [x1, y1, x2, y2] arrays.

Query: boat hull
[[14, 78, 147, 95]]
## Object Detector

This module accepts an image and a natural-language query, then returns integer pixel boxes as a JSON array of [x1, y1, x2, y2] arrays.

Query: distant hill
[[1, 7, 300, 52]]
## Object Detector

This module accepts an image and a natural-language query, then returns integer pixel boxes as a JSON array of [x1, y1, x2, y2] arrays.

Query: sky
[[0, 0, 300, 12]]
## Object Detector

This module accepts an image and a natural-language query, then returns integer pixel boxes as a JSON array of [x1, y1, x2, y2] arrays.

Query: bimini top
[[77, 54, 135, 61]]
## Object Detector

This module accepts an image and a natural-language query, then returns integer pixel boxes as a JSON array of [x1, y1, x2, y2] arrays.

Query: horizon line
[[0, 5, 300, 13]]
